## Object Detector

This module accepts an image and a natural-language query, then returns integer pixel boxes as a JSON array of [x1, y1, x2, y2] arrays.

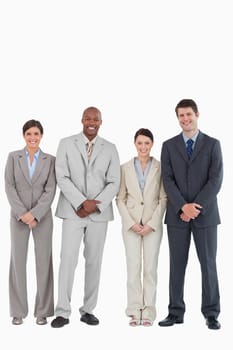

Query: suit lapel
[[31, 150, 47, 184], [18, 149, 31, 185], [176, 133, 190, 163], [127, 159, 144, 201], [189, 131, 205, 163], [143, 158, 159, 194], [89, 137, 104, 166], [74, 133, 89, 164]]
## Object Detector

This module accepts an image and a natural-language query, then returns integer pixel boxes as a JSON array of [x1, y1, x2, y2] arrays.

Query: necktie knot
[[186, 139, 194, 157]]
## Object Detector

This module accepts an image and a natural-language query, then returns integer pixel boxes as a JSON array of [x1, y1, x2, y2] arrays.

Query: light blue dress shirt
[[134, 157, 152, 192], [25, 149, 40, 179]]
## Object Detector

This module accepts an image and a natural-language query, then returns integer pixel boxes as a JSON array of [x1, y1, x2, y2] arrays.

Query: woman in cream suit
[[5, 120, 56, 326], [116, 128, 167, 326]]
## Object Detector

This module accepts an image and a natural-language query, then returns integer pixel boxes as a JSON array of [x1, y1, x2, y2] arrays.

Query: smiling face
[[23, 126, 42, 152], [82, 107, 102, 140], [177, 107, 199, 136], [134, 134, 153, 159]]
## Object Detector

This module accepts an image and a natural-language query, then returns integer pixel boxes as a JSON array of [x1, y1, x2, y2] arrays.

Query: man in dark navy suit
[[159, 99, 223, 330]]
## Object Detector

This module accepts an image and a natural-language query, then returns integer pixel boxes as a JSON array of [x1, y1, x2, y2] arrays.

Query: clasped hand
[[20, 212, 37, 229], [130, 223, 153, 236], [76, 199, 101, 218], [180, 203, 202, 222]]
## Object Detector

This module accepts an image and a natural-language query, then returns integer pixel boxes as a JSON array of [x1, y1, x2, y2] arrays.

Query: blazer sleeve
[[146, 178, 167, 231], [30, 156, 57, 221], [5, 153, 28, 220], [161, 142, 186, 213], [116, 165, 136, 231], [194, 139, 223, 214], [95, 144, 121, 213]]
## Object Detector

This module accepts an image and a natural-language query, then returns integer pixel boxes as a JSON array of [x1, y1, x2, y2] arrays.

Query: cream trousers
[[122, 227, 162, 321]]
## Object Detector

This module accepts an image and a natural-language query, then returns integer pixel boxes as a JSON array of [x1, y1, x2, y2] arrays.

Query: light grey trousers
[[9, 214, 54, 318], [55, 217, 108, 318]]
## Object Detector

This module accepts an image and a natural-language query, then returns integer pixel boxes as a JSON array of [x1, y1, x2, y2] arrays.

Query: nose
[[89, 119, 96, 126]]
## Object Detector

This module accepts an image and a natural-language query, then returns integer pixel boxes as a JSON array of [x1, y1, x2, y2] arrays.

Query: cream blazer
[[116, 157, 167, 232]]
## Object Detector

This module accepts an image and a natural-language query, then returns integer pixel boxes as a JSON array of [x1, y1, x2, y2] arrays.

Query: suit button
[[141, 202, 144, 205]]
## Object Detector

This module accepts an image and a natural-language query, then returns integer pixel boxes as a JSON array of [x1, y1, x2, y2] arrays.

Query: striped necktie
[[86, 141, 93, 160], [186, 139, 194, 157]]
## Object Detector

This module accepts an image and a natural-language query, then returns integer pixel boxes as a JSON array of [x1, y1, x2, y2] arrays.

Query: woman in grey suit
[[5, 120, 56, 326], [116, 129, 167, 327]]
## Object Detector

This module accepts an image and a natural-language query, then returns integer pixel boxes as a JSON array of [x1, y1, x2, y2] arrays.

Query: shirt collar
[[25, 148, 40, 160], [182, 130, 199, 144], [82, 132, 98, 145]]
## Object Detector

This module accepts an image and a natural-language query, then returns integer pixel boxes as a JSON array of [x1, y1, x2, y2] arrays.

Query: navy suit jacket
[[161, 131, 223, 228]]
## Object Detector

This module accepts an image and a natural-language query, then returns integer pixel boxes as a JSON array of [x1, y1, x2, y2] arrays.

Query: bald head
[[82, 107, 102, 120], [81, 106, 102, 140]]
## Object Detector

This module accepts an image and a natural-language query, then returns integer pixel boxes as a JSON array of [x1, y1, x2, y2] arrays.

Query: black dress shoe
[[206, 316, 221, 330], [80, 313, 99, 325], [158, 314, 184, 327], [51, 316, 69, 328]]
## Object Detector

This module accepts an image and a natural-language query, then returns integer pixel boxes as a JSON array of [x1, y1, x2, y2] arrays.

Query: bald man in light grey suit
[[51, 107, 120, 328]]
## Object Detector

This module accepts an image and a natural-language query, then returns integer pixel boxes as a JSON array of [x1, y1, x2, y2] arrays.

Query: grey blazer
[[161, 131, 223, 228], [5, 148, 56, 221], [55, 132, 120, 221]]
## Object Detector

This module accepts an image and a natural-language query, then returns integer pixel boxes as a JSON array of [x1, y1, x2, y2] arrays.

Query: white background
[[0, 0, 231, 349]]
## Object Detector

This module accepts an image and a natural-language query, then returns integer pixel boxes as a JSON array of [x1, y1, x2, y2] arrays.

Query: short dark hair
[[175, 99, 199, 116], [134, 128, 154, 143], [22, 119, 44, 135]]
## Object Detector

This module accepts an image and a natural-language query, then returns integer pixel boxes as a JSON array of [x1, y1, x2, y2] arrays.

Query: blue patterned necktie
[[186, 139, 194, 157]]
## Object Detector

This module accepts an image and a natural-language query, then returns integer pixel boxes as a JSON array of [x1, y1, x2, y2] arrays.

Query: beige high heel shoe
[[141, 319, 153, 326], [129, 317, 141, 326]]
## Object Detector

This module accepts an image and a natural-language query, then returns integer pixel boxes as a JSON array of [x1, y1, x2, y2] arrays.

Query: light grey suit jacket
[[116, 157, 167, 232], [55, 133, 120, 221], [5, 148, 56, 221]]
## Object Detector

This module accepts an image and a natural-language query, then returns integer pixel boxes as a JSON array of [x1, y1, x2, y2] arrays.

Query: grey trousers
[[167, 224, 220, 318], [55, 217, 108, 318], [9, 214, 54, 318]]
